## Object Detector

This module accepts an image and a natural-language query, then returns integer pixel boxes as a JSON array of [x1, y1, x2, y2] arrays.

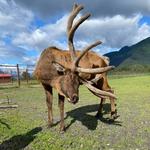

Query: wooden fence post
[[16, 64, 20, 87], [11, 70, 13, 84]]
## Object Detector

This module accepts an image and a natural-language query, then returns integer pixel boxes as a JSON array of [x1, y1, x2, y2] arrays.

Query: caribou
[[34, 4, 117, 132]]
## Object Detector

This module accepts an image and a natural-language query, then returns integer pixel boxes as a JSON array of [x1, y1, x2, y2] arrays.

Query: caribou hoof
[[95, 112, 103, 118], [110, 110, 119, 121], [59, 130, 65, 134], [59, 127, 65, 134]]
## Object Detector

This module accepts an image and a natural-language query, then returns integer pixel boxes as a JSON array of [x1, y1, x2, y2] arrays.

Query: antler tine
[[89, 74, 103, 84], [80, 78, 117, 99], [67, 4, 86, 61], [69, 13, 91, 43], [73, 3, 78, 11], [89, 90, 107, 99], [74, 40, 102, 67], [76, 65, 115, 74], [67, 4, 84, 33]]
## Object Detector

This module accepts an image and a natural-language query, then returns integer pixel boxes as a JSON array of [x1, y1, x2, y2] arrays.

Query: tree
[[22, 71, 30, 80]]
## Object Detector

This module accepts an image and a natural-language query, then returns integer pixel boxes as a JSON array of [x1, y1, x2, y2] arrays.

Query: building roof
[[0, 74, 12, 77]]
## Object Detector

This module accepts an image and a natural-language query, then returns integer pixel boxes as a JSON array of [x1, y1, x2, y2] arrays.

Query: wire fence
[[0, 64, 39, 88]]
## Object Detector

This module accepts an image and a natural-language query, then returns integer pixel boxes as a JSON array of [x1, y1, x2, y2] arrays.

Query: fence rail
[[0, 64, 36, 87]]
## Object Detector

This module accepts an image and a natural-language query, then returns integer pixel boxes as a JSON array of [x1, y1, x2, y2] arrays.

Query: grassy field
[[0, 75, 150, 150]]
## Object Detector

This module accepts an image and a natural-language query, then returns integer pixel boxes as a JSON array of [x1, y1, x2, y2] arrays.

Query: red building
[[0, 74, 12, 83]]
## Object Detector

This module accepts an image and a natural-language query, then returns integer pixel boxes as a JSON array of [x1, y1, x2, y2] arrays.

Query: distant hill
[[105, 37, 150, 72]]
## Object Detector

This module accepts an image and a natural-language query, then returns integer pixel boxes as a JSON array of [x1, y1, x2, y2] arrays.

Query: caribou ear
[[52, 61, 66, 72]]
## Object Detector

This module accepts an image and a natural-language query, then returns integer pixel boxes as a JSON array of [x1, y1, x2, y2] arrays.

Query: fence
[[0, 64, 37, 87]]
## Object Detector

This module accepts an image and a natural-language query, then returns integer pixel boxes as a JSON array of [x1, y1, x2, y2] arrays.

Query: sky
[[0, 0, 150, 65]]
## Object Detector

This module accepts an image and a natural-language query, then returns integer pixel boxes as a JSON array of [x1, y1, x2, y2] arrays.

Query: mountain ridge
[[105, 37, 150, 72]]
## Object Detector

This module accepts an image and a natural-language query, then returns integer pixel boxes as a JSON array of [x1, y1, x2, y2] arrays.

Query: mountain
[[105, 37, 150, 72]]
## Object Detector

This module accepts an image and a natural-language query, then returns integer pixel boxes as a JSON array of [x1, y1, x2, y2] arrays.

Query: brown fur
[[35, 47, 106, 80]]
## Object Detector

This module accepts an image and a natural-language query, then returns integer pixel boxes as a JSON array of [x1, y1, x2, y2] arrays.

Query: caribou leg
[[88, 77, 118, 120], [42, 83, 53, 127], [109, 89, 118, 120], [95, 98, 105, 118], [58, 94, 65, 133]]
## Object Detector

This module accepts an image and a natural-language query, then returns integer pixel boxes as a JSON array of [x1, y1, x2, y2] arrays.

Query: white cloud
[[12, 13, 150, 54], [22, 56, 38, 65], [0, 0, 34, 37], [76, 14, 144, 48], [1, 0, 150, 65], [0, 45, 26, 65], [0, 0, 34, 64], [134, 23, 150, 42], [12, 15, 68, 51]]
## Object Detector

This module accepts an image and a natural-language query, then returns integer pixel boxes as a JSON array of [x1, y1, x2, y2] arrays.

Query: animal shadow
[[0, 127, 42, 150], [65, 104, 122, 131]]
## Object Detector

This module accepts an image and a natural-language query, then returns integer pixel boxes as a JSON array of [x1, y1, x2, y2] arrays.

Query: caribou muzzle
[[67, 94, 79, 104]]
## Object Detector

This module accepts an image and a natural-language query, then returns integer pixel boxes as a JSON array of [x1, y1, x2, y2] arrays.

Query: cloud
[[134, 23, 150, 42], [1, 0, 150, 65], [12, 15, 68, 51], [0, 41, 37, 65], [0, 43, 26, 63], [0, 0, 34, 37], [0, 0, 34, 64], [12, 13, 150, 54], [14, 0, 150, 19], [22, 56, 38, 65], [77, 14, 144, 48]]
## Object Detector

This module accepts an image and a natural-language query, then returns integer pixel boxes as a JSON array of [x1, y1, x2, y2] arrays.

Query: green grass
[[0, 75, 150, 150]]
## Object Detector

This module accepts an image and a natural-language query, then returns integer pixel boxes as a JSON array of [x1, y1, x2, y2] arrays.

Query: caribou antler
[[67, 4, 89, 60], [67, 4, 114, 74], [76, 66, 115, 74], [89, 74, 103, 84], [67, 4, 116, 99], [80, 78, 117, 99]]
